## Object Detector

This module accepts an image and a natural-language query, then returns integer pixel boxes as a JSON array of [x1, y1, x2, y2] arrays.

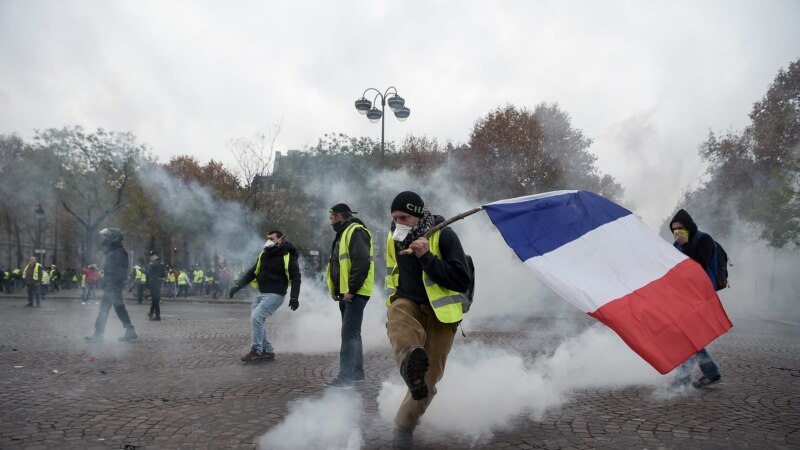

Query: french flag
[[483, 190, 732, 374]]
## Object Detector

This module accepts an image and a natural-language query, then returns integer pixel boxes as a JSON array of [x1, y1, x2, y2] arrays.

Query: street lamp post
[[34, 204, 45, 261], [354, 86, 411, 171]]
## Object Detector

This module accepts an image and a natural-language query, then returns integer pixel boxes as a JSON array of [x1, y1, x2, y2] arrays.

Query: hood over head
[[670, 209, 698, 236]]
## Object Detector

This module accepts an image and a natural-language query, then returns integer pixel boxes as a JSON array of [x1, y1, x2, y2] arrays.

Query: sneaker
[[81, 302, 87, 305], [325, 377, 354, 389], [392, 427, 414, 450], [84, 334, 104, 343], [692, 375, 721, 388], [119, 328, 138, 342], [240, 347, 261, 362], [400, 346, 429, 400], [258, 352, 275, 361]]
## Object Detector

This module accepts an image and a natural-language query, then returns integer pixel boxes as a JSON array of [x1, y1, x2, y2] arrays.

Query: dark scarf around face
[[397, 209, 435, 250]]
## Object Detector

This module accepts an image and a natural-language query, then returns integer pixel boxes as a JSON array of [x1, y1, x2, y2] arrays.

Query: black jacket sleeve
[[418, 227, 471, 293], [347, 227, 372, 294], [235, 260, 259, 289], [288, 251, 301, 299]]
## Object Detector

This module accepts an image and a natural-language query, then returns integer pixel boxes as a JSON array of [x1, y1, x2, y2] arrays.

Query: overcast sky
[[1, 0, 798, 226]]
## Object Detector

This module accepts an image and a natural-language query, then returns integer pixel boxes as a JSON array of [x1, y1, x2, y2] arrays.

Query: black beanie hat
[[391, 191, 425, 218]]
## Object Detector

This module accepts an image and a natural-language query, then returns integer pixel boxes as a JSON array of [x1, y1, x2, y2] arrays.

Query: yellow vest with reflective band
[[249, 252, 291, 289], [23, 263, 43, 282], [193, 269, 204, 283], [168, 272, 176, 283], [177, 272, 189, 285], [81, 273, 86, 288], [326, 222, 374, 296], [385, 230, 463, 324]]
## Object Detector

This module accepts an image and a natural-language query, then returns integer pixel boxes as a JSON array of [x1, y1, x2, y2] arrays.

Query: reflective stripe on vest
[[326, 222, 374, 296], [250, 251, 291, 289], [385, 230, 463, 324], [193, 269, 204, 283]]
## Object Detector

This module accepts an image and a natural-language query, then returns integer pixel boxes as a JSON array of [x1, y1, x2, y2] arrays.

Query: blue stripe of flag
[[483, 191, 632, 261]]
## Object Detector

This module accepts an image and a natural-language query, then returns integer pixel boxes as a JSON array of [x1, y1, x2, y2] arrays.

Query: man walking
[[147, 251, 166, 321], [84, 228, 137, 343], [325, 203, 374, 388], [670, 208, 723, 388], [230, 230, 301, 362], [22, 256, 44, 307], [385, 191, 471, 449]]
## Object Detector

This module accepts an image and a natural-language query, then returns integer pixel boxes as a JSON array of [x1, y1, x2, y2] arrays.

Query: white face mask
[[264, 240, 276, 248], [392, 223, 413, 242]]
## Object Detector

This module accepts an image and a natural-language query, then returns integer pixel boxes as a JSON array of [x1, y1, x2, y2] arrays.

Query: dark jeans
[[26, 284, 41, 305], [136, 283, 145, 303], [94, 287, 133, 335], [337, 295, 368, 381], [148, 280, 162, 319]]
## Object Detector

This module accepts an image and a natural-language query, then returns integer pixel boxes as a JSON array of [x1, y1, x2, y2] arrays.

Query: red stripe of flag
[[588, 258, 733, 374]]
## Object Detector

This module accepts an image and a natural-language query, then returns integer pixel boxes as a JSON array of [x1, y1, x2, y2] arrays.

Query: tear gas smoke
[[377, 325, 666, 445], [258, 389, 363, 450]]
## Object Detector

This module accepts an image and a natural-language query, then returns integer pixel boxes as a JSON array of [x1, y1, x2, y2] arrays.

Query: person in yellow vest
[[192, 265, 204, 296], [230, 230, 301, 362], [40, 267, 50, 300], [203, 273, 213, 297], [176, 269, 190, 298], [166, 267, 177, 299], [384, 191, 471, 449], [12, 267, 22, 292], [324, 203, 374, 388], [22, 255, 44, 307], [131, 260, 147, 304]]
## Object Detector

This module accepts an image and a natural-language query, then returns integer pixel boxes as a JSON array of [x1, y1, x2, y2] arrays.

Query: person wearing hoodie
[[230, 230, 301, 362], [670, 208, 723, 388], [385, 191, 471, 450], [325, 203, 374, 389], [146, 251, 166, 321]]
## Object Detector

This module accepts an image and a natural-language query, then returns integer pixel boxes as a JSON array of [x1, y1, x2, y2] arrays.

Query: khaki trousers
[[386, 297, 457, 430]]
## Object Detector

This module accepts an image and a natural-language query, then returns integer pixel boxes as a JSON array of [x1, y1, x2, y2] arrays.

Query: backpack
[[458, 254, 476, 313], [691, 232, 729, 291]]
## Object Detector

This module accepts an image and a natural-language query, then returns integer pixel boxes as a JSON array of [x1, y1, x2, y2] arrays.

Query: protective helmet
[[99, 228, 124, 246]]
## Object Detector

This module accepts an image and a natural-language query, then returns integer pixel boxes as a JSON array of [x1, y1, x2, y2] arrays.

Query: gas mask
[[392, 223, 413, 242]]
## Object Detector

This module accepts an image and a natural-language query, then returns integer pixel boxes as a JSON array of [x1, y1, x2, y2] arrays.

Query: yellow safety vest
[[134, 267, 147, 284], [385, 230, 463, 324], [177, 272, 189, 285], [326, 222, 374, 296], [193, 269, 204, 283], [249, 252, 291, 289], [168, 272, 176, 283], [23, 263, 43, 282], [81, 273, 86, 288]]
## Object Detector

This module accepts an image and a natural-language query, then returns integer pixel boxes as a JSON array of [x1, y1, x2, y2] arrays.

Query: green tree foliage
[[690, 59, 799, 248], [456, 104, 622, 203]]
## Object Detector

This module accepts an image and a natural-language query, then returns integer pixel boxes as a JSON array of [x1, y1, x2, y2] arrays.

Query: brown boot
[[240, 347, 261, 362]]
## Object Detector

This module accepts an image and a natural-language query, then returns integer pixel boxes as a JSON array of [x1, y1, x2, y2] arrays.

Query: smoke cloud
[[258, 389, 364, 450]]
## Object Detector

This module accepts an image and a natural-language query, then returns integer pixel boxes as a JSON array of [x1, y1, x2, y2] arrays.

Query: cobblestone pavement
[[1, 291, 798, 449]]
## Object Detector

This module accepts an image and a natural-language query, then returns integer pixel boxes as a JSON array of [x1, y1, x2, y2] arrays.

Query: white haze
[[258, 389, 364, 450]]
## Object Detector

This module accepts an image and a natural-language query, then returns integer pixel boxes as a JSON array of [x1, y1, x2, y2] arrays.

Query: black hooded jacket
[[393, 215, 471, 305], [329, 218, 372, 297], [236, 241, 301, 298], [670, 209, 715, 270]]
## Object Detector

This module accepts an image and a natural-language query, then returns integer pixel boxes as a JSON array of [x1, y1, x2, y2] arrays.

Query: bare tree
[[228, 123, 282, 215]]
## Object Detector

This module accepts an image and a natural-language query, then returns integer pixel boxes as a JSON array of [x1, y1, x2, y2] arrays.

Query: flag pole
[[399, 206, 483, 255]]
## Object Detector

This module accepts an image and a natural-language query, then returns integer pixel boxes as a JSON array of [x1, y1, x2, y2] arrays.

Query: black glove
[[288, 297, 299, 311], [229, 285, 239, 298]]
